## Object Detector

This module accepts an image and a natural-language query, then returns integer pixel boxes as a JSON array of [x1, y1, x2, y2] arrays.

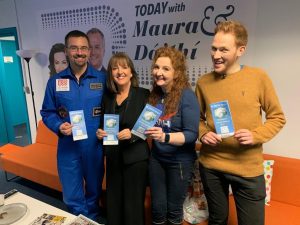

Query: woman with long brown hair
[[145, 46, 200, 225]]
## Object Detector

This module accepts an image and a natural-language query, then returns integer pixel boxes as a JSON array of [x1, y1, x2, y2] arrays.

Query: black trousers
[[199, 164, 266, 225], [106, 153, 148, 225]]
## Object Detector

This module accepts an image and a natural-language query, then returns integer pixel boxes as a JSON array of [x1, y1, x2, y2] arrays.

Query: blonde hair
[[215, 20, 248, 47]]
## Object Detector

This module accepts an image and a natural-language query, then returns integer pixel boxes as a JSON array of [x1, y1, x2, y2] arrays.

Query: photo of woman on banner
[[48, 42, 68, 77]]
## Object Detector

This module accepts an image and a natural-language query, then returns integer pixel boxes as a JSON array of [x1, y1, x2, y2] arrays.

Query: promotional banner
[[38, 0, 257, 89]]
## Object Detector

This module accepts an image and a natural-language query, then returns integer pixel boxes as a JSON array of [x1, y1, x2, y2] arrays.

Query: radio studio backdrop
[[37, 0, 258, 89]]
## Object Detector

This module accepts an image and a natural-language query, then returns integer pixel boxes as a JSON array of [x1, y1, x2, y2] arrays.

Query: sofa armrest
[[264, 154, 300, 207]]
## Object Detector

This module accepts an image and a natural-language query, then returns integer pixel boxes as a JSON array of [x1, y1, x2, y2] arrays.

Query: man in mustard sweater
[[195, 20, 286, 225]]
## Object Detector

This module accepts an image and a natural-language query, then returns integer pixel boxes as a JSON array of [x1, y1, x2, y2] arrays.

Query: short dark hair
[[64, 30, 90, 47], [106, 52, 139, 94]]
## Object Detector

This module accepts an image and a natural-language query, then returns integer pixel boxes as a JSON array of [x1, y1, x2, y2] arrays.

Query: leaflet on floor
[[69, 110, 88, 141], [131, 104, 162, 140], [210, 100, 234, 138], [103, 114, 119, 145]]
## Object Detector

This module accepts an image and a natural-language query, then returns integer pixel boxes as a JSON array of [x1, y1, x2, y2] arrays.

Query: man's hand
[[200, 132, 222, 146], [59, 122, 73, 136], [234, 129, 254, 145]]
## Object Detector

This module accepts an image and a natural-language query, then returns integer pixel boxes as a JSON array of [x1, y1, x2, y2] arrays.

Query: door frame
[[0, 27, 32, 144]]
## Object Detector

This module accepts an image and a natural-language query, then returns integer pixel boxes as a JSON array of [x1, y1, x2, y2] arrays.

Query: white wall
[[0, 0, 17, 28], [253, 0, 300, 158], [0, 0, 299, 158]]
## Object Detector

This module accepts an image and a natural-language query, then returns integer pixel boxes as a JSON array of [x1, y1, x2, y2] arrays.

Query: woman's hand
[[118, 128, 132, 140], [145, 127, 165, 143], [96, 129, 107, 140]]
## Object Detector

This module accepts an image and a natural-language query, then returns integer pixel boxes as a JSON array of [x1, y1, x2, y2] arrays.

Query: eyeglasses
[[67, 46, 90, 52]]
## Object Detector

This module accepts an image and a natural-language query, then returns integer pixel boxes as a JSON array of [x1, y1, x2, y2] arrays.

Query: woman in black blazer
[[96, 52, 150, 225]]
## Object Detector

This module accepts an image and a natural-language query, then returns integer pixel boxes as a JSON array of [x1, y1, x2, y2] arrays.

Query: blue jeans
[[199, 164, 266, 225], [149, 156, 194, 224]]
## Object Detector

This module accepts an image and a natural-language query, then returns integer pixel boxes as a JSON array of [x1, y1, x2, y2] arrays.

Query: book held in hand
[[29, 213, 66, 225], [131, 104, 162, 140], [210, 100, 234, 138], [69, 110, 88, 141], [67, 214, 104, 225], [103, 114, 119, 145]]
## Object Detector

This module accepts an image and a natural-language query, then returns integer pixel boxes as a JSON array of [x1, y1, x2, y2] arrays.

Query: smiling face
[[53, 52, 68, 73], [111, 61, 132, 89], [152, 56, 175, 93], [211, 31, 245, 76], [65, 36, 90, 69], [88, 32, 105, 70]]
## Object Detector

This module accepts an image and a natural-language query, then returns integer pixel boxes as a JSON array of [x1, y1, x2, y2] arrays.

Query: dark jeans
[[199, 164, 266, 225], [149, 156, 194, 225]]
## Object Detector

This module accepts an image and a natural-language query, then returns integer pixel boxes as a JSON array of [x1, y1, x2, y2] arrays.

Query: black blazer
[[102, 86, 150, 164]]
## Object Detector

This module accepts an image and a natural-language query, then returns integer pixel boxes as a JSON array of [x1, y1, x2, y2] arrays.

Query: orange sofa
[[0, 120, 108, 191], [2, 123, 299, 225], [183, 153, 300, 225], [0, 120, 151, 223], [0, 120, 61, 191]]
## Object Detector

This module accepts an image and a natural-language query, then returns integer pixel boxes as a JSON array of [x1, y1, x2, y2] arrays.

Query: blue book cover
[[103, 114, 119, 145], [210, 100, 234, 138], [69, 110, 88, 141], [131, 104, 162, 140]]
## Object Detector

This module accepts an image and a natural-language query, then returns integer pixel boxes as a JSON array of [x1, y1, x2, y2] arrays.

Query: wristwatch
[[164, 133, 170, 143]]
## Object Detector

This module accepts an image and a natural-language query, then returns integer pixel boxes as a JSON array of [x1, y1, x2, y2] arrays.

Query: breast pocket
[[85, 90, 103, 125]]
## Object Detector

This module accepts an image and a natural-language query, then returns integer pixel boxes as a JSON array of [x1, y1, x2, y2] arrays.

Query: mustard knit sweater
[[195, 66, 286, 177]]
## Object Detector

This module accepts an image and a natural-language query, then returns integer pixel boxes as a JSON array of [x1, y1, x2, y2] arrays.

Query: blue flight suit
[[40, 65, 106, 220]]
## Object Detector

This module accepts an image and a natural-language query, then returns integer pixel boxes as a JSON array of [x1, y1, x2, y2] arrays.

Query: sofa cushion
[[0, 143, 22, 155], [228, 195, 300, 225], [264, 154, 300, 207], [265, 201, 300, 225], [264, 160, 274, 205]]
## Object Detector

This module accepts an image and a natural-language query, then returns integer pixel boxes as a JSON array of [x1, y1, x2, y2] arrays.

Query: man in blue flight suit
[[41, 30, 106, 220]]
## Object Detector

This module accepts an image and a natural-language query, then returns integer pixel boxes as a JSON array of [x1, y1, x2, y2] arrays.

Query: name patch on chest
[[90, 83, 103, 90], [56, 79, 70, 91]]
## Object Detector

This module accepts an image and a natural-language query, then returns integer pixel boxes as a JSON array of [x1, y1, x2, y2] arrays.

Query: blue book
[[131, 104, 162, 140], [69, 110, 88, 141], [210, 100, 234, 138], [103, 114, 119, 145]]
